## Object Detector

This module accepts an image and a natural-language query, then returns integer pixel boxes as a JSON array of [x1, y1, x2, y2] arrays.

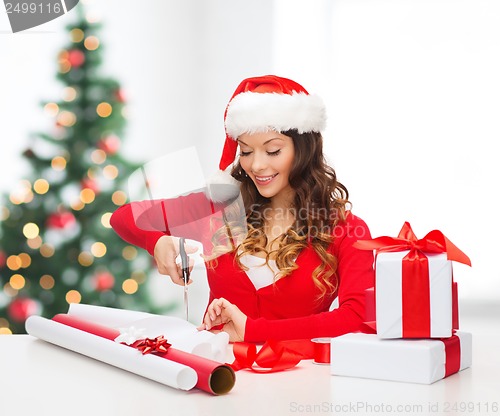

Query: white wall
[[326, 0, 500, 301], [272, 0, 500, 302], [1, 0, 499, 304]]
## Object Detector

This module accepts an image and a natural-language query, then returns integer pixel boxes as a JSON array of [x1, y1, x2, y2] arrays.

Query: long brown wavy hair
[[230, 129, 350, 299]]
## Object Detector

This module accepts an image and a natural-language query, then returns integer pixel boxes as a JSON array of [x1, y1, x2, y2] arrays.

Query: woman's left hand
[[198, 297, 247, 342]]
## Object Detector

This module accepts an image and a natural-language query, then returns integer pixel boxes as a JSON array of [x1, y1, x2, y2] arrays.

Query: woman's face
[[237, 131, 295, 204]]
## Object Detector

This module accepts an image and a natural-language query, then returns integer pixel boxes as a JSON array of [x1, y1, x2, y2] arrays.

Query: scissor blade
[[184, 283, 189, 321]]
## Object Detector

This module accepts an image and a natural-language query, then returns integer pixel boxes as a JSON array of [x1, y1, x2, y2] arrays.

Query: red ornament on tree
[[81, 178, 100, 194], [93, 271, 115, 292], [46, 211, 76, 229], [8, 298, 40, 323], [97, 135, 121, 155], [114, 88, 126, 103], [67, 49, 85, 68], [0, 250, 6, 268]]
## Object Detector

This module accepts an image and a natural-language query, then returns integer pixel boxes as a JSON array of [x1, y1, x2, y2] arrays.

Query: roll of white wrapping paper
[[25, 315, 197, 391], [68, 303, 153, 327], [67, 303, 229, 363]]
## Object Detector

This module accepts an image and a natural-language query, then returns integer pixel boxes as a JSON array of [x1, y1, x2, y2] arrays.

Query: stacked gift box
[[330, 222, 472, 384]]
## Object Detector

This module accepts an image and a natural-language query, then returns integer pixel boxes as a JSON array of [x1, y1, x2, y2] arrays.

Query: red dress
[[110, 191, 374, 342]]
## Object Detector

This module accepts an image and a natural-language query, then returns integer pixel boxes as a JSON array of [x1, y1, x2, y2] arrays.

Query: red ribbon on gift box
[[354, 222, 471, 338], [442, 334, 461, 377]]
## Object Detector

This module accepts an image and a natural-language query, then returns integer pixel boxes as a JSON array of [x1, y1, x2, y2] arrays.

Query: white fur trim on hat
[[225, 91, 327, 139], [204, 170, 241, 203]]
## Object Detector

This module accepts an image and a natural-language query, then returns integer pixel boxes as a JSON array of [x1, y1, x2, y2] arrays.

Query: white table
[[1, 302, 499, 416]]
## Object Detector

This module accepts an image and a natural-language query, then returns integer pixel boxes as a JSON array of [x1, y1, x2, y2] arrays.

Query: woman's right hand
[[153, 236, 198, 286]]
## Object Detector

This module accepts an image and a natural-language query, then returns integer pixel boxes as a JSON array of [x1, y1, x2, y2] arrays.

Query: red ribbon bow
[[354, 222, 470, 338], [353, 222, 471, 266], [131, 335, 172, 355], [230, 339, 315, 373]]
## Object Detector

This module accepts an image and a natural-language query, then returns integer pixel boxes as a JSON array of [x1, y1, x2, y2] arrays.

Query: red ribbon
[[442, 334, 461, 377], [401, 249, 430, 337], [452, 281, 459, 330], [353, 222, 471, 265], [312, 340, 331, 364], [354, 222, 471, 338], [131, 335, 171, 355], [230, 339, 314, 373]]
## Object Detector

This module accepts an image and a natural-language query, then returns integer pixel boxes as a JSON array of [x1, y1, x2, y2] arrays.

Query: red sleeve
[[243, 215, 375, 342], [110, 203, 166, 256], [110, 192, 225, 256]]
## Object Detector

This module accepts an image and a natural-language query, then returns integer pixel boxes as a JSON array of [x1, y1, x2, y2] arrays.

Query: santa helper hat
[[219, 75, 327, 172]]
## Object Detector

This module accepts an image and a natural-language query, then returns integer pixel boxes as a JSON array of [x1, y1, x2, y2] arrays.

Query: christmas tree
[[0, 8, 167, 334]]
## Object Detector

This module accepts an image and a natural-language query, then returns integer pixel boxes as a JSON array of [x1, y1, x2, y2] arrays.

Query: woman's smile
[[253, 173, 278, 186]]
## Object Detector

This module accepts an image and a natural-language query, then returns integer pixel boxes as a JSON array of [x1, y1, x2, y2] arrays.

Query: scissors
[[178, 237, 190, 321]]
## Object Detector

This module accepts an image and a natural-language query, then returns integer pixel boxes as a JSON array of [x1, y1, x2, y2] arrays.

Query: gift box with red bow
[[354, 222, 471, 339]]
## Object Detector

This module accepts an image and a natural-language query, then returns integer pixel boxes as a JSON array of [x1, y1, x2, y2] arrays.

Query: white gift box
[[376, 250, 453, 338], [330, 331, 472, 384]]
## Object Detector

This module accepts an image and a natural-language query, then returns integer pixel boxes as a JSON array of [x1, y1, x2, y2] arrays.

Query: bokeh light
[[70, 200, 85, 211], [0, 206, 10, 221], [103, 164, 118, 180], [100, 212, 112, 228], [40, 275, 55, 290], [122, 246, 137, 260], [65, 290, 82, 304], [80, 188, 95, 204], [51, 156, 67, 171], [70, 28, 85, 43], [62, 86, 78, 102], [27, 236, 43, 249], [44, 102, 59, 116], [112, 190, 127, 206], [96, 102, 112, 118], [18, 253, 31, 268], [122, 279, 138, 294], [33, 179, 50, 194], [84, 35, 99, 51], [91, 149, 106, 164], [6, 255, 22, 271], [40, 244, 55, 258], [57, 111, 77, 127], [23, 223, 40, 239], [78, 251, 94, 266], [91, 242, 107, 258], [9, 274, 26, 290]]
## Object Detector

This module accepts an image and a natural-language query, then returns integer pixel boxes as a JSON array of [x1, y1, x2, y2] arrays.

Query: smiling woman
[[110, 75, 375, 344], [237, 132, 295, 201]]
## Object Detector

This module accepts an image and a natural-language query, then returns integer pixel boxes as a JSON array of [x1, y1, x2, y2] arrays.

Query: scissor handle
[[178, 237, 190, 284]]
